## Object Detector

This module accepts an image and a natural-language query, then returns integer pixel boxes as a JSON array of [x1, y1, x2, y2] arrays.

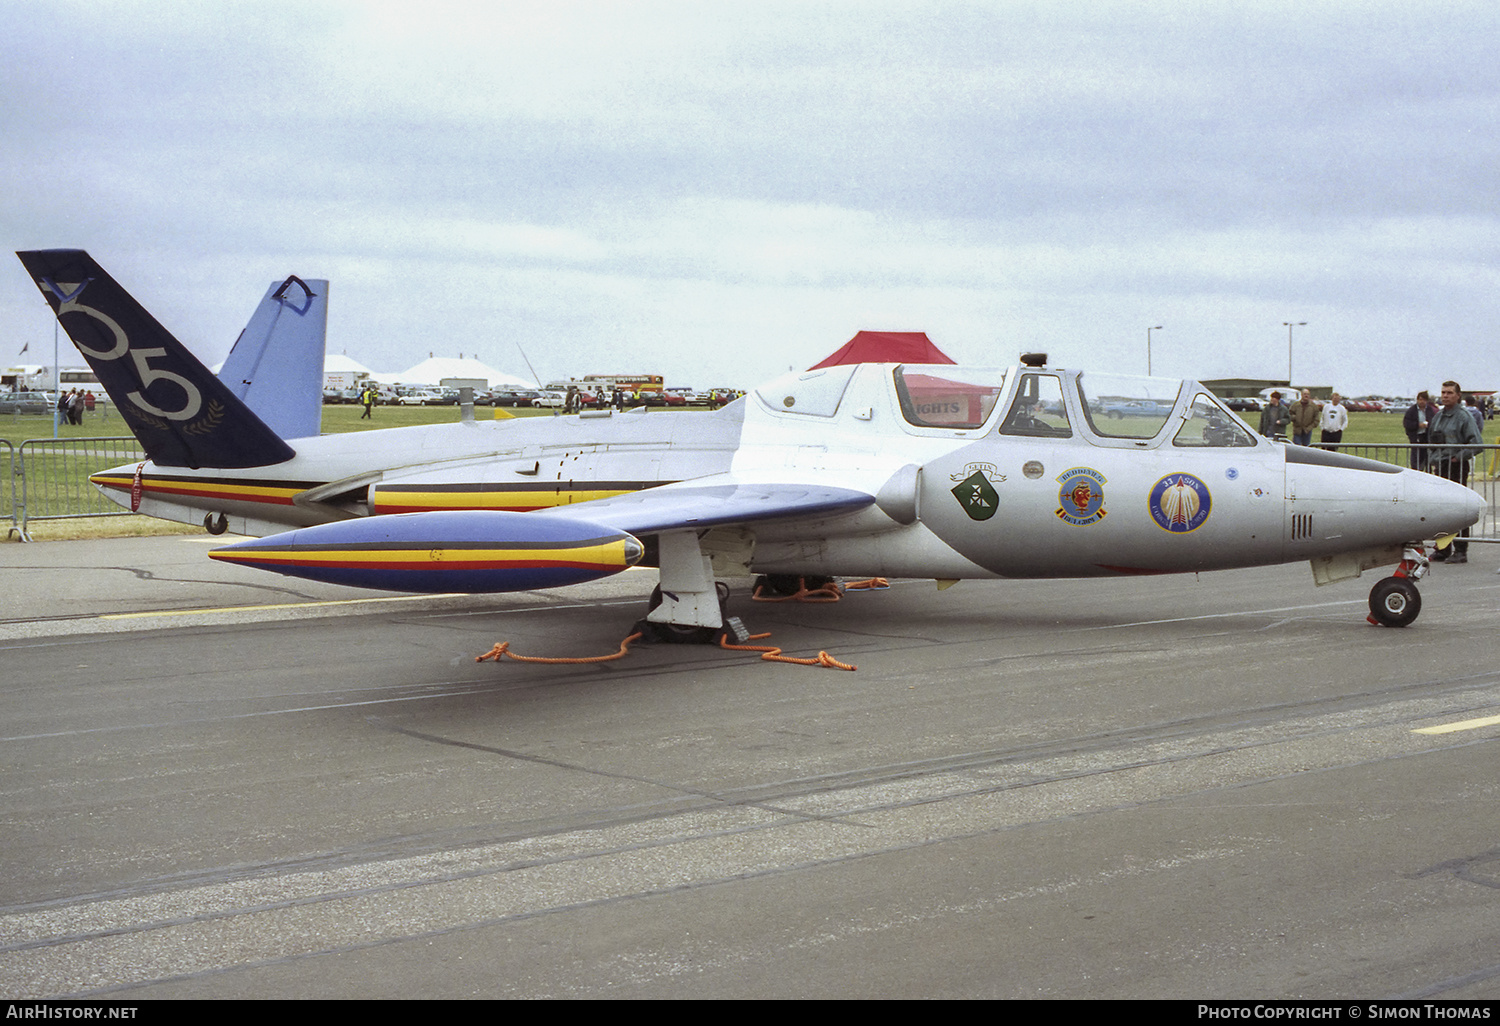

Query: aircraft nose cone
[[1467, 484, 1486, 523], [1406, 468, 1486, 537]]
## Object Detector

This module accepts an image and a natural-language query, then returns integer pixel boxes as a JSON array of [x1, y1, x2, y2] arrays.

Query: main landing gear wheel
[[1368, 577, 1421, 628], [753, 574, 836, 598], [641, 583, 731, 644], [203, 511, 228, 535]]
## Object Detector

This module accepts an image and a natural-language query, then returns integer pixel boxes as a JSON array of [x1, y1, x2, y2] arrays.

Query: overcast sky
[[3, 0, 1496, 394]]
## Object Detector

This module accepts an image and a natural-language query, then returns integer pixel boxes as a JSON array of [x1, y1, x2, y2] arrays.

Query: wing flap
[[542, 479, 875, 535]]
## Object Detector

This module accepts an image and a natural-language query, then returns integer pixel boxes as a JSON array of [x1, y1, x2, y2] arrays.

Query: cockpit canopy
[[757, 363, 1258, 448]]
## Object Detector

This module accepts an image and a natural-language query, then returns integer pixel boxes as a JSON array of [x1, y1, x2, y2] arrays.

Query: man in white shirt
[[1319, 392, 1349, 450]]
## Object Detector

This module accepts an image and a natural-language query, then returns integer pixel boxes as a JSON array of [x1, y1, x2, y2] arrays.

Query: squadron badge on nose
[[951, 470, 999, 521], [1055, 467, 1107, 525], [1149, 473, 1212, 533]]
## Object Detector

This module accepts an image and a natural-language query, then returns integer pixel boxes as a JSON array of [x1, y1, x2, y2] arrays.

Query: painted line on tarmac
[[1073, 597, 1364, 630], [1412, 712, 1500, 735], [97, 594, 466, 619], [0, 592, 646, 643]]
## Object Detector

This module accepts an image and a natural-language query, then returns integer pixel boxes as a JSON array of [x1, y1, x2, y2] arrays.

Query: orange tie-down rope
[[475, 629, 855, 670], [718, 631, 856, 670], [476, 632, 643, 664], [751, 577, 889, 602]]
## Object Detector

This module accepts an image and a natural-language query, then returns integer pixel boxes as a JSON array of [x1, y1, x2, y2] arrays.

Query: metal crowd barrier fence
[[11, 436, 146, 542], [1, 440, 15, 539], [1329, 442, 1499, 541], [5, 436, 1496, 544]]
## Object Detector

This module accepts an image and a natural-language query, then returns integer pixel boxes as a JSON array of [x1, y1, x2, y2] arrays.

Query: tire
[[645, 584, 728, 644], [1368, 577, 1421, 627]]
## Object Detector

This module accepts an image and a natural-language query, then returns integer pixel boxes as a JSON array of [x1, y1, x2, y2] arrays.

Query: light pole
[[1147, 326, 1162, 375], [1284, 321, 1306, 386]]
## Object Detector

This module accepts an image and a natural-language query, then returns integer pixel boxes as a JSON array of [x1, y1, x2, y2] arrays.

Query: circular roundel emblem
[[1148, 473, 1212, 533]]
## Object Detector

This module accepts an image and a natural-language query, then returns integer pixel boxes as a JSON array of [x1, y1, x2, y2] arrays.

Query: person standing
[[1403, 391, 1433, 471], [1289, 389, 1321, 446], [1259, 391, 1291, 438], [1428, 380, 1483, 564], [360, 384, 375, 419], [1318, 392, 1348, 450]]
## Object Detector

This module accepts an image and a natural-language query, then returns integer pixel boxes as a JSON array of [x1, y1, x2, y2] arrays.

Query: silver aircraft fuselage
[[92, 362, 1483, 585]]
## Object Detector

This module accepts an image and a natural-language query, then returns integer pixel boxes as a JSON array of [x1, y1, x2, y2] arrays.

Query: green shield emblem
[[951, 471, 999, 521]]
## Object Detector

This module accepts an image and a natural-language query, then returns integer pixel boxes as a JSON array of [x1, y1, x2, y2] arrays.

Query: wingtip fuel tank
[[209, 511, 644, 593]]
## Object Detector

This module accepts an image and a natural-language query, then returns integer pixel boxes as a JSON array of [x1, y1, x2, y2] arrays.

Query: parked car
[[530, 390, 567, 408], [0, 391, 53, 415], [1093, 399, 1174, 420], [485, 389, 541, 407]]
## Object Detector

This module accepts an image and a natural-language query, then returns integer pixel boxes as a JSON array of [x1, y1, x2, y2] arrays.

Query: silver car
[[0, 391, 54, 415]]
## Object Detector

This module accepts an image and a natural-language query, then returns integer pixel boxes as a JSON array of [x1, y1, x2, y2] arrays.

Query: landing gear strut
[[640, 582, 731, 644], [1367, 545, 1428, 628], [635, 530, 730, 644]]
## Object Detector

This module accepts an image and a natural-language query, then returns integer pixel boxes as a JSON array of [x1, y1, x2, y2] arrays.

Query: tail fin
[[219, 275, 329, 441], [15, 249, 295, 469]]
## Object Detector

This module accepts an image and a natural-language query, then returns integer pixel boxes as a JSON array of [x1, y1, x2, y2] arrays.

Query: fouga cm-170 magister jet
[[17, 249, 1484, 636]]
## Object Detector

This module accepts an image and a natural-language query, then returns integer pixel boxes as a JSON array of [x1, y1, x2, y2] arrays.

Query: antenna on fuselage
[[515, 342, 544, 389]]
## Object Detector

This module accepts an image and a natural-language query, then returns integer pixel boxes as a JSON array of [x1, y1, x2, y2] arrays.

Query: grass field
[[0, 403, 694, 540], [0, 402, 1420, 447], [0, 401, 559, 447]]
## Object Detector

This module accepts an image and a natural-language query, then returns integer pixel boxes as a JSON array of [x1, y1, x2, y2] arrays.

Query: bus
[[580, 374, 665, 394]]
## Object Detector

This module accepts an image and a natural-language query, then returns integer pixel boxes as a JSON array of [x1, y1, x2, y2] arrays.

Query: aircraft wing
[[541, 478, 876, 534], [207, 478, 876, 594]]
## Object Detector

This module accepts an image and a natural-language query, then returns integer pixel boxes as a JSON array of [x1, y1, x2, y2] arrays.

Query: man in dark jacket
[[1428, 381, 1483, 563], [1403, 391, 1433, 471], [1258, 392, 1291, 438]]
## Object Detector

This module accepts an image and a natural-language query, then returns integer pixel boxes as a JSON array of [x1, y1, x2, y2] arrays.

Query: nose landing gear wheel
[[1368, 576, 1421, 628]]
